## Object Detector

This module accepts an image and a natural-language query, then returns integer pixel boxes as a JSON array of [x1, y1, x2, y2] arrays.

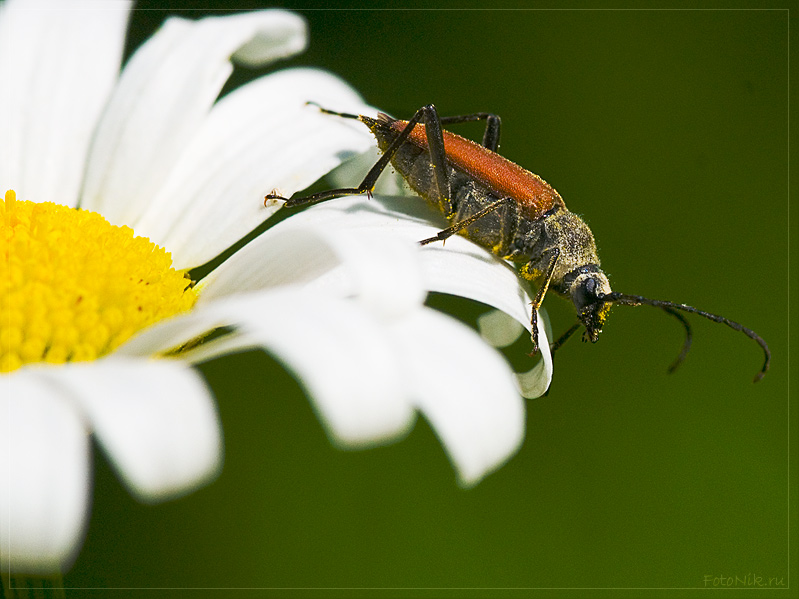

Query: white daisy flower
[[0, 0, 552, 576]]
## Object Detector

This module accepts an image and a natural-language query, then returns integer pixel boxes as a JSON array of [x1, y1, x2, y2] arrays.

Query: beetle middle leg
[[418, 196, 516, 246]]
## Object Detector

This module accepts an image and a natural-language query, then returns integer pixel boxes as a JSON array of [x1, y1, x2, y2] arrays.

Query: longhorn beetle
[[266, 103, 771, 382]]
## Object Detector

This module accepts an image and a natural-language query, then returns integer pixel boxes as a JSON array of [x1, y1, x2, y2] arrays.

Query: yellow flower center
[[1, 190, 197, 372]]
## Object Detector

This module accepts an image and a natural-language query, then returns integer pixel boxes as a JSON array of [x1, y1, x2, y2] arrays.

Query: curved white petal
[[80, 9, 307, 227], [0, 0, 131, 206], [418, 233, 553, 398], [39, 358, 223, 503], [517, 358, 552, 400], [477, 308, 526, 348], [387, 308, 526, 487], [1, 372, 91, 575], [137, 68, 375, 270]]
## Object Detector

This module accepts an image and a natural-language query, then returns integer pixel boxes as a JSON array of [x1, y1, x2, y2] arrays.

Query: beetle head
[[571, 271, 612, 342]]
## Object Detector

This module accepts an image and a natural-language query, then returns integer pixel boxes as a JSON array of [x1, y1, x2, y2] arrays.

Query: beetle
[[266, 103, 770, 382]]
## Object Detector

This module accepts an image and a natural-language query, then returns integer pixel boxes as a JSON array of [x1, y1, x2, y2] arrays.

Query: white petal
[[80, 9, 307, 227], [39, 358, 223, 503], [199, 218, 426, 320], [0, 0, 131, 206], [204, 290, 415, 446], [1, 372, 91, 574], [136, 69, 375, 269], [387, 308, 526, 486]]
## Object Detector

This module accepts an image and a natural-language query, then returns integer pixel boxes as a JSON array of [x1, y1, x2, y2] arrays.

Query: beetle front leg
[[520, 248, 561, 355]]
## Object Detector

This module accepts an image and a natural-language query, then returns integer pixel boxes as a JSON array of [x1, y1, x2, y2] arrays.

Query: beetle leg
[[522, 248, 561, 355], [418, 197, 516, 246], [439, 112, 501, 151]]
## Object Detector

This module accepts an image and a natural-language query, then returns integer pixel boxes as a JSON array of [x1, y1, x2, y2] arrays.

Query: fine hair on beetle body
[[266, 102, 770, 382]]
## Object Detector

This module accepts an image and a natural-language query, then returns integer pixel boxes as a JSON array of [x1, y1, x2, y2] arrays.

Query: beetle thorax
[[546, 211, 604, 288]]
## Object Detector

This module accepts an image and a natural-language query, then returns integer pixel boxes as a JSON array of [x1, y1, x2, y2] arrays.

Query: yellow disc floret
[[1, 190, 197, 372]]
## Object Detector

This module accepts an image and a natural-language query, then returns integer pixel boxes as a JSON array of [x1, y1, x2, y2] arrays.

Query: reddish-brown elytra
[[266, 103, 770, 382]]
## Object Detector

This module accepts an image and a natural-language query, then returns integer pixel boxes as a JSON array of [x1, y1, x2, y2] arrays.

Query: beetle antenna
[[305, 101, 362, 121], [599, 292, 770, 382], [660, 306, 693, 374]]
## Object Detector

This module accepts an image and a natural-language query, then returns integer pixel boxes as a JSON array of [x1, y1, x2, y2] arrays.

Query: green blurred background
[[64, 3, 791, 597]]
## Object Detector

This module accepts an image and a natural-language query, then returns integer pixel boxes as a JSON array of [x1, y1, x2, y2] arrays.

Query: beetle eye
[[573, 278, 595, 312], [584, 277, 597, 297]]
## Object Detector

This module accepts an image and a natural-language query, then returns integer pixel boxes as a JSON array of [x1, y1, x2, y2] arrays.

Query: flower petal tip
[[516, 360, 552, 399], [230, 10, 308, 66]]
